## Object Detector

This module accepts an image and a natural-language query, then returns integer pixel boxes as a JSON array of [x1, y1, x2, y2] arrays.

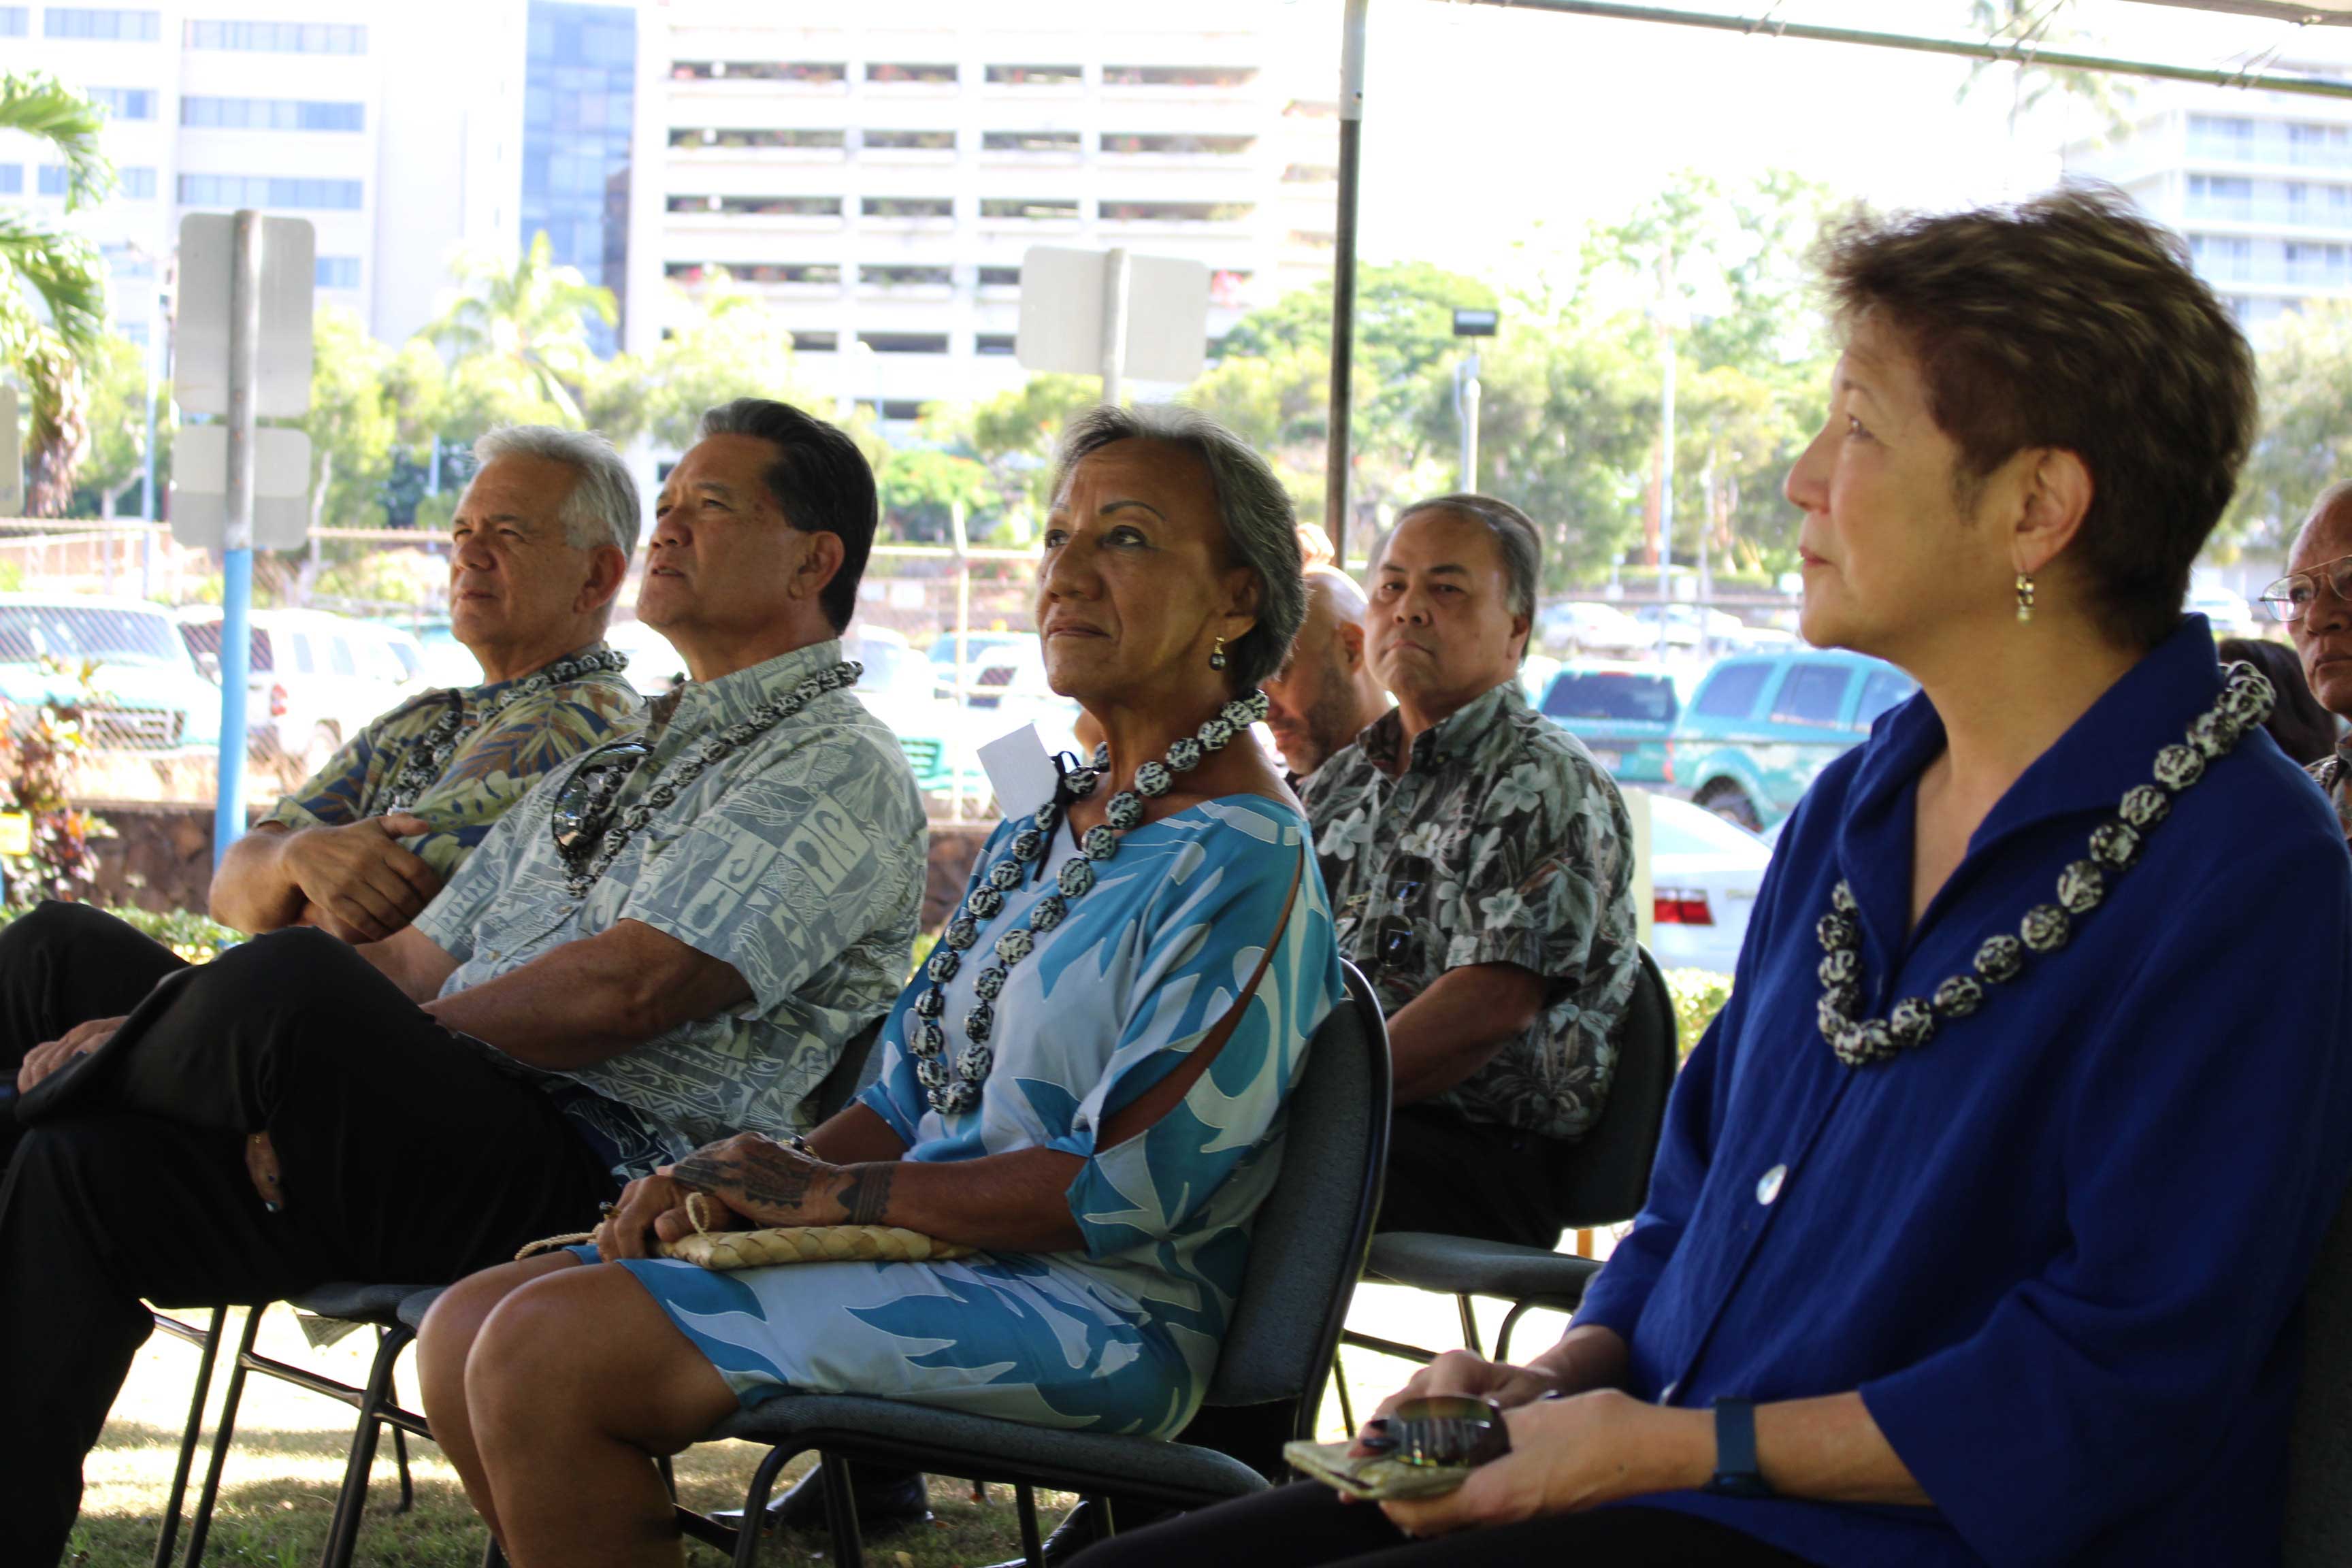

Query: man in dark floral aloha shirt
[[1303, 494, 1639, 1247]]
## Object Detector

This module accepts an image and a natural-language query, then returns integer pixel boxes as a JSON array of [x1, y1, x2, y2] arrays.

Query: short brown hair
[[1818, 182, 2256, 650]]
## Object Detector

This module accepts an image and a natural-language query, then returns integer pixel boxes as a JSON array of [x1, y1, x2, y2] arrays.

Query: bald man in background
[[1262, 566, 1390, 783]]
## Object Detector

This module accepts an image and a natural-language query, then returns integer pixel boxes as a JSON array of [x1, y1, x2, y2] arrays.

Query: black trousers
[[1377, 1103, 1572, 1250], [1065, 1482, 1814, 1568], [0, 902, 616, 1566]]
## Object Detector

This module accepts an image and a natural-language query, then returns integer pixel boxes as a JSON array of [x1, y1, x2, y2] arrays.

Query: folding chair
[[670, 960, 1392, 1568], [1335, 945, 1676, 1417], [150, 1019, 885, 1567]]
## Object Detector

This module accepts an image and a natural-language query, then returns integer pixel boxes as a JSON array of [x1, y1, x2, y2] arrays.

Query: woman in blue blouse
[[1079, 188, 2352, 1567], [412, 406, 1348, 1568]]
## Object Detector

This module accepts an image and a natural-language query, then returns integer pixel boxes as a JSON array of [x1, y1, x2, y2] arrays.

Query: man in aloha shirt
[[1305, 494, 1639, 1248], [210, 425, 646, 943], [2281, 482, 2352, 838], [0, 400, 928, 1562]]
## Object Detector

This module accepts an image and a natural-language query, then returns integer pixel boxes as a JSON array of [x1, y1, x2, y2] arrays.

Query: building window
[[1102, 65, 1256, 88], [862, 195, 953, 219], [523, 1, 636, 357], [668, 127, 842, 150], [975, 333, 1017, 355], [88, 86, 154, 119], [861, 264, 953, 287], [860, 331, 948, 354], [1284, 162, 1338, 183], [185, 19, 365, 51], [669, 193, 843, 218], [0, 165, 21, 195], [0, 7, 24, 35], [866, 62, 957, 84], [46, 7, 159, 39], [316, 256, 361, 289], [1100, 132, 1254, 156], [980, 197, 1077, 220], [117, 165, 154, 198], [985, 63, 1081, 86], [879, 399, 926, 421], [176, 174, 364, 209], [182, 97, 366, 131], [666, 261, 838, 285], [1100, 199, 1253, 223], [37, 165, 67, 196], [977, 265, 1021, 287], [791, 329, 838, 352], [864, 129, 956, 150], [671, 60, 843, 82], [983, 129, 1079, 153]]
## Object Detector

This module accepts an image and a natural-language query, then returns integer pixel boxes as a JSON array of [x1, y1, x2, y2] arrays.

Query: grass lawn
[[67, 1283, 1584, 1567]]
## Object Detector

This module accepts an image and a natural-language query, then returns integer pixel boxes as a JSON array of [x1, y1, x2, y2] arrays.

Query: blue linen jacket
[[1578, 619, 2352, 1567]]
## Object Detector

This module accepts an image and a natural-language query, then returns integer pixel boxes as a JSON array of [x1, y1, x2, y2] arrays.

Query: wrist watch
[[1706, 1398, 1775, 1498]]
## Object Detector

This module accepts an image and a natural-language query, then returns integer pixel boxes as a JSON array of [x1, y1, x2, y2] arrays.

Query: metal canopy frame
[[1319, 0, 2352, 561]]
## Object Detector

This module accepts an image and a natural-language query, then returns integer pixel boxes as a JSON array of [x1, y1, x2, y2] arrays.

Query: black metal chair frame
[[1331, 945, 1677, 1427], [665, 962, 1394, 1568]]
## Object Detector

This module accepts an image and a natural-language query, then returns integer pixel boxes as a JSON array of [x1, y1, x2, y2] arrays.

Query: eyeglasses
[[2260, 555, 2352, 623], [549, 738, 651, 872]]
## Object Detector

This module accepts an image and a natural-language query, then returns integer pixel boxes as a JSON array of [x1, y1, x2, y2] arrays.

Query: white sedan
[[1644, 792, 1770, 976]]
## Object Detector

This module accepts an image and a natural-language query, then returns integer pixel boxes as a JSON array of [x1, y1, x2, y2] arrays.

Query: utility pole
[[1324, 0, 1369, 567], [1099, 247, 1131, 406], [214, 210, 263, 865]]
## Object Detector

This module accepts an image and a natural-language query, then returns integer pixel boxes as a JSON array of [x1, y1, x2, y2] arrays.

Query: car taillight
[[1654, 889, 1714, 926], [1661, 745, 1675, 785], [270, 683, 288, 718]]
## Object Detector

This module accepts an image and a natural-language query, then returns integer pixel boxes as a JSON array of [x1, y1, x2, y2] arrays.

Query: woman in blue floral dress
[[416, 405, 1343, 1568]]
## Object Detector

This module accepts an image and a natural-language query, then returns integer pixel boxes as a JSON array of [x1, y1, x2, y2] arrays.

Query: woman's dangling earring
[[1209, 635, 1228, 670], [2015, 572, 2036, 624]]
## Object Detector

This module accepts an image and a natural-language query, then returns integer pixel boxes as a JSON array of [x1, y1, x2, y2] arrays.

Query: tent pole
[[1326, 0, 1369, 570]]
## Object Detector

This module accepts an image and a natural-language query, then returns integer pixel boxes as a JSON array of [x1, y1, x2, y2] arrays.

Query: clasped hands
[[1357, 1349, 1711, 1539], [591, 1131, 856, 1260], [16, 1014, 126, 1094]]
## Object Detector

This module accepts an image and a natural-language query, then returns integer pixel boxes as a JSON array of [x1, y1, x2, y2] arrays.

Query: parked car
[[0, 595, 220, 751], [927, 632, 1036, 703], [1537, 600, 1650, 659], [2187, 585, 2259, 639], [1536, 662, 1684, 786], [177, 608, 420, 772], [1667, 648, 1918, 830], [1632, 603, 1751, 651], [1645, 792, 1770, 975]]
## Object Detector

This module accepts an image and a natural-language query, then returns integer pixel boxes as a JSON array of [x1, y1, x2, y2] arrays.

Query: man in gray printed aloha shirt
[[1304, 495, 1639, 1247]]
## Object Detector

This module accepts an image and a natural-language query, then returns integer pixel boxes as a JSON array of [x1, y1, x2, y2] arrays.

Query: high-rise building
[[631, 0, 1341, 424], [0, 1, 526, 348], [523, 0, 636, 353], [2064, 56, 2352, 326]]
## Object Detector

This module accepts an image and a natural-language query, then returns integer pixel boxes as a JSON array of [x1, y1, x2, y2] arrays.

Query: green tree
[[876, 445, 995, 542], [70, 332, 168, 519], [931, 373, 1102, 526], [0, 72, 113, 515], [585, 272, 807, 451], [423, 230, 615, 425], [1960, 1, 2135, 141], [2225, 299, 2352, 556], [298, 307, 404, 532]]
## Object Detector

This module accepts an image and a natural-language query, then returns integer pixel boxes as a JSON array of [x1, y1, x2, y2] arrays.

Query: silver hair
[[1389, 493, 1542, 664], [1051, 404, 1305, 691], [2296, 479, 2352, 559], [472, 425, 642, 559]]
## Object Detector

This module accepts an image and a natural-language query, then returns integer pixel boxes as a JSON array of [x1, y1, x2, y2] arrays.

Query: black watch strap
[[1707, 1398, 1774, 1498]]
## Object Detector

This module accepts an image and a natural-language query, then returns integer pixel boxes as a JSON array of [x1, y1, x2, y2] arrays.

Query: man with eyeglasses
[[0, 399, 928, 1563], [1306, 495, 1639, 1250], [2266, 482, 2352, 838]]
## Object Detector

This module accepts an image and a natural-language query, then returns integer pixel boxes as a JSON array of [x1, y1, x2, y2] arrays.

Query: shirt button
[[1756, 1164, 1787, 1205]]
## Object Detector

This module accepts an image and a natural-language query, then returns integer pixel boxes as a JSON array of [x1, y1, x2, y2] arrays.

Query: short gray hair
[[1390, 493, 1541, 662], [1051, 404, 1305, 691], [2296, 479, 2352, 560], [472, 425, 642, 559]]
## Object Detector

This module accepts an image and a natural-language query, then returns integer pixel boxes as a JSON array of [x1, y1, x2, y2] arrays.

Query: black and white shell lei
[[382, 647, 632, 813], [557, 659, 862, 899], [1816, 659, 2274, 1068], [911, 689, 1271, 1117]]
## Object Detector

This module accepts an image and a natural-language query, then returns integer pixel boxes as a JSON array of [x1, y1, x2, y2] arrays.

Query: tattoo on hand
[[671, 1137, 823, 1219], [837, 1163, 896, 1226]]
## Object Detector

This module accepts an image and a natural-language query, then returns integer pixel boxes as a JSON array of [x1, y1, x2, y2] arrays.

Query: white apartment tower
[[2064, 59, 2352, 326], [635, 0, 1343, 422]]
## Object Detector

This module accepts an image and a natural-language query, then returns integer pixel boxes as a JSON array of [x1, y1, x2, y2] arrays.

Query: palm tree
[[424, 230, 617, 425], [0, 72, 114, 516], [1961, 0, 2135, 145]]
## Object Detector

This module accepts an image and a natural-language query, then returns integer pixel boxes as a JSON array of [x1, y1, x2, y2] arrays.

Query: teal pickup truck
[[1667, 649, 1916, 831]]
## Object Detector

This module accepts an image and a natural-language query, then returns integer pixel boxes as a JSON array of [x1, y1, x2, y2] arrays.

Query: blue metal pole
[[214, 547, 251, 868]]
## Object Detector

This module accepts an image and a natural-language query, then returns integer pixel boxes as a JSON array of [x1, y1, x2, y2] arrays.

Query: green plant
[[1664, 967, 1733, 1060], [0, 901, 237, 962], [0, 655, 113, 900]]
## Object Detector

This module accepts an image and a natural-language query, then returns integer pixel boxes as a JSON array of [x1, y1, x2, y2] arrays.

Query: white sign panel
[[1015, 246, 1210, 385], [170, 425, 313, 549], [174, 213, 316, 418], [0, 386, 18, 517]]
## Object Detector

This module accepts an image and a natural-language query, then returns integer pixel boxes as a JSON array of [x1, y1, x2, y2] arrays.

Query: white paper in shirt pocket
[[979, 724, 1062, 813]]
